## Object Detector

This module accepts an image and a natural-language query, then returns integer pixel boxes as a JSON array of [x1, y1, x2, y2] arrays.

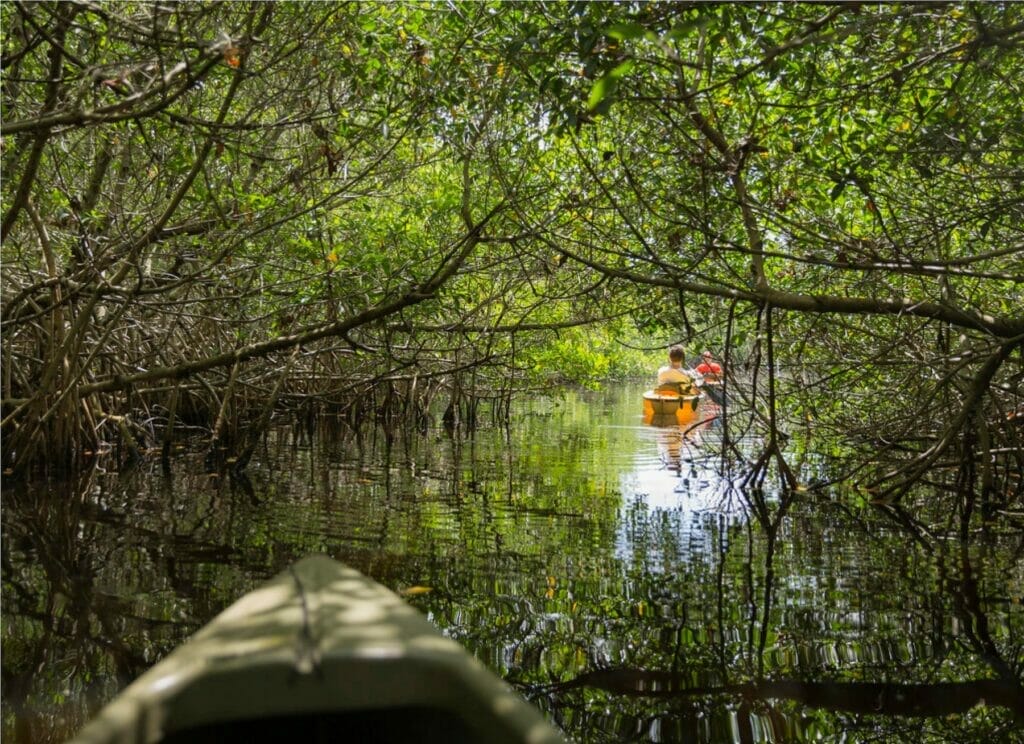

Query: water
[[2, 382, 1022, 742]]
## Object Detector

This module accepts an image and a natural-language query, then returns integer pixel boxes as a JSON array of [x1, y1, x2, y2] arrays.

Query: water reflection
[[622, 395, 738, 523], [2, 383, 1022, 743]]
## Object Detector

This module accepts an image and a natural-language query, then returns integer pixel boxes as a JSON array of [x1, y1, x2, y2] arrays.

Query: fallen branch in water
[[526, 667, 1024, 717]]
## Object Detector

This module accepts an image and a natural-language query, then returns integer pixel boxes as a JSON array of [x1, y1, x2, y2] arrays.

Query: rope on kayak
[[289, 565, 323, 678]]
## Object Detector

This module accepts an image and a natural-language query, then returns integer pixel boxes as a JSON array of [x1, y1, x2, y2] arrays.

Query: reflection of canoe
[[71, 556, 564, 744], [646, 412, 683, 427]]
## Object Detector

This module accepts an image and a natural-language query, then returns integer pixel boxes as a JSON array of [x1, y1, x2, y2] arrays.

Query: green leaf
[[608, 59, 635, 79], [588, 58, 635, 110], [588, 75, 618, 111], [605, 22, 647, 41]]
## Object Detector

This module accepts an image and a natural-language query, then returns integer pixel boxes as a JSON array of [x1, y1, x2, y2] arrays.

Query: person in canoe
[[695, 350, 722, 381], [657, 345, 698, 395]]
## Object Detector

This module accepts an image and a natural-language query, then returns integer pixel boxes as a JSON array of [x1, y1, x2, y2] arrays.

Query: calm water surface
[[2, 382, 1022, 742]]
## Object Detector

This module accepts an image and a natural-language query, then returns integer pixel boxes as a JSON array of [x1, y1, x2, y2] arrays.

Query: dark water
[[2, 383, 1022, 742]]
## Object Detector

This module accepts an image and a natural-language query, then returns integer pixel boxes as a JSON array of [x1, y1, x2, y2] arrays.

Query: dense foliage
[[2, 3, 1022, 506]]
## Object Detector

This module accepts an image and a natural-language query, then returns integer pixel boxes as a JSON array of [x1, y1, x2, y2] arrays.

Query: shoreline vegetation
[[2, 1, 1020, 560]]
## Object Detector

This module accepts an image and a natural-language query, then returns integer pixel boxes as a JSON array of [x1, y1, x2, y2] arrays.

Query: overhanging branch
[[557, 247, 1024, 339], [77, 200, 505, 397]]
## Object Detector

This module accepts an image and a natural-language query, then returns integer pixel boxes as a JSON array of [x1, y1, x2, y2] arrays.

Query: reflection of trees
[[3, 484, 157, 742], [947, 542, 1024, 705], [0, 466, 267, 742], [744, 485, 791, 680], [4, 386, 1022, 742], [507, 470, 1024, 739], [854, 483, 1024, 710], [539, 669, 1024, 717]]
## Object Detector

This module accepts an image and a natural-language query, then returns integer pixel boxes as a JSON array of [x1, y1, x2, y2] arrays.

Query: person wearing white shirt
[[656, 345, 698, 393]]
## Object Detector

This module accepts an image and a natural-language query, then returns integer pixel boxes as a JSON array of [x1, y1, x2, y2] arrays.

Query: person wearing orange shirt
[[695, 350, 722, 380]]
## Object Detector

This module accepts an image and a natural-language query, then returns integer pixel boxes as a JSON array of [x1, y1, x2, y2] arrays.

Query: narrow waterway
[[2, 382, 1022, 742]]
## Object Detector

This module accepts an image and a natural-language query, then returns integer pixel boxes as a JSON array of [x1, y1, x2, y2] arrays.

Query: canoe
[[642, 391, 702, 428], [642, 390, 701, 416], [70, 555, 564, 744], [702, 380, 725, 404]]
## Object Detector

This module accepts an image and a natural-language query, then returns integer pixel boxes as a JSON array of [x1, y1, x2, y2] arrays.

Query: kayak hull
[[642, 392, 701, 425], [70, 556, 563, 744]]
